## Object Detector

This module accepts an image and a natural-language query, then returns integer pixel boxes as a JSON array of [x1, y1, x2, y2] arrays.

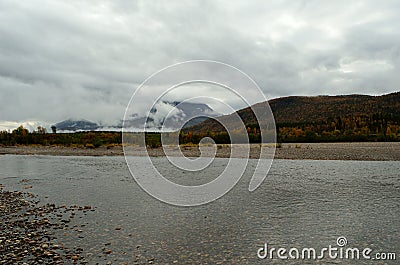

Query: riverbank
[[1, 142, 400, 161]]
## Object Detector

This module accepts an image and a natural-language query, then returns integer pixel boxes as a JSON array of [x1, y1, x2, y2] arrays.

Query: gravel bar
[[0, 142, 400, 161], [0, 184, 95, 264]]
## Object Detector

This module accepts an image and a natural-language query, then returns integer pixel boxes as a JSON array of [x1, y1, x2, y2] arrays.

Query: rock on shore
[[0, 185, 94, 264]]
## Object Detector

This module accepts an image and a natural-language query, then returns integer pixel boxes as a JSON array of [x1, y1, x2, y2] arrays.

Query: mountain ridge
[[184, 92, 400, 142], [53, 101, 220, 131], [54, 119, 99, 131]]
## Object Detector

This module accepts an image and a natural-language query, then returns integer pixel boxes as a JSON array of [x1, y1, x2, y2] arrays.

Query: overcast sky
[[1, 0, 399, 129]]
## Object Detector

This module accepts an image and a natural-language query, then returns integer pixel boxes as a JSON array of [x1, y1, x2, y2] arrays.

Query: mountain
[[54, 119, 99, 131], [51, 102, 218, 132], [123, 101, 219, 131], [52, 92, 399, 139], [185, 92, 400, 139], [269, 92, 400, 123]]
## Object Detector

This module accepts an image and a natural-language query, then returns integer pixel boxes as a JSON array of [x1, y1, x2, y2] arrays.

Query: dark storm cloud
[[0, 0, 399, 129]]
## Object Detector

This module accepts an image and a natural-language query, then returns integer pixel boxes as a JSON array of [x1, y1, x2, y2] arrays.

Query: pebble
[[0, 185, 95, 264]]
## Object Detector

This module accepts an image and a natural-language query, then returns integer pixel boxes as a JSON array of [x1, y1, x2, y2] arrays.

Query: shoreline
[[1, 142, 400, 161]]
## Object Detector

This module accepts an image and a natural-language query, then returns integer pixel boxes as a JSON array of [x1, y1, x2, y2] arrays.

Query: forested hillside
[[184, 92, 400, 142], [1, 92, 399, 146]]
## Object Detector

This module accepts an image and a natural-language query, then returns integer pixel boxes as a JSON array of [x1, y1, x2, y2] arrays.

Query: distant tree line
[[1, 113, 399, 149], [0, 126, 121, 147]]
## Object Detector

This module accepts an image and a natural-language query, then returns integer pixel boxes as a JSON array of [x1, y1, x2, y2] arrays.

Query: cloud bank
[[0, 0, 399, 129]]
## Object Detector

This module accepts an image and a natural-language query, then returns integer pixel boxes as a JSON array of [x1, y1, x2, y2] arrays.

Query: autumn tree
[[35, 126, 47, 134], [13, 125, 29, 136]]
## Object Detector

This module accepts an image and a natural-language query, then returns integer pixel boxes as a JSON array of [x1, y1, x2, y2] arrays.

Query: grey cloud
[[0, 0, 399, 129]]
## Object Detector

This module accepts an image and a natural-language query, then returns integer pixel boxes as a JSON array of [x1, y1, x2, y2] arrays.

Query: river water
[[0, 155, 399, 264]]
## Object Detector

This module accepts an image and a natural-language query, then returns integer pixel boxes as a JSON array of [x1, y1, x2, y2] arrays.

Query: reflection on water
[[0, 155, 399, 264]]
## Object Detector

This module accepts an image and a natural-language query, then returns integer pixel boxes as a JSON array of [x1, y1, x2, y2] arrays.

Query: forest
[[0, 127, 122, 147], [1, 113, 399, 149]]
